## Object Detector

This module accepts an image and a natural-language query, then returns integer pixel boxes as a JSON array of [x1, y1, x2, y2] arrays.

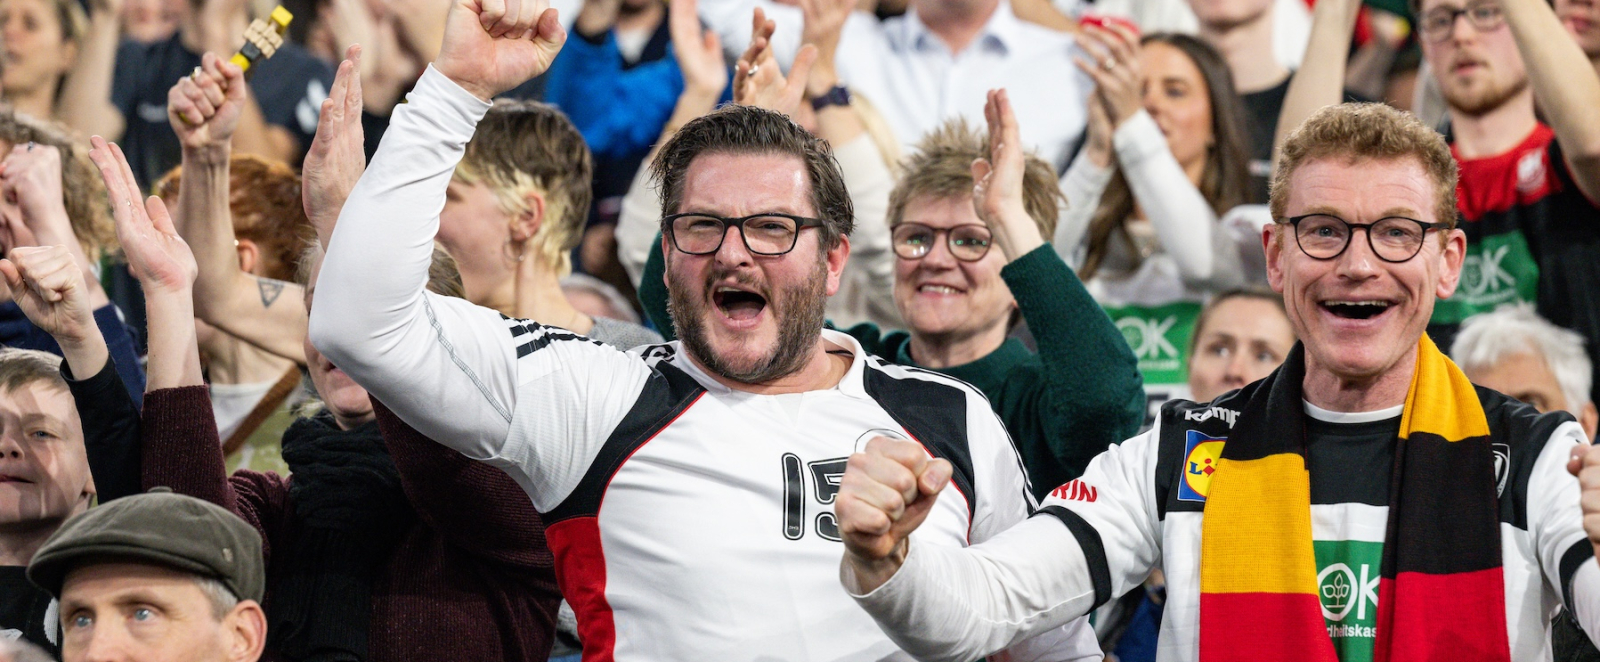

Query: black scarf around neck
[[269, 411, 413, 662]]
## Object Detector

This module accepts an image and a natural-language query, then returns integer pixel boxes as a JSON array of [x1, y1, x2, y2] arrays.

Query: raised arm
[[1273, 0, 1360, 160], [303, 46, 368, 250], [167, 52, 308, 363], [1502, 0, 1600, 201], [311, 0, 653, 510], [57, 0, 127, 140]]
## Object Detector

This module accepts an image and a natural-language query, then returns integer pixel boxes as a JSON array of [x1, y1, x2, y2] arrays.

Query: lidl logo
[[1177, 430, 1225, 502]]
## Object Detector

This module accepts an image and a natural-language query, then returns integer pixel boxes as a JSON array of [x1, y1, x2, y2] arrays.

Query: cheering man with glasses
[[640, 109, 1145, 500], [307, 0, 1100, 656], [835, 102, 1600, 661], [1279, 0, 1600, 408]]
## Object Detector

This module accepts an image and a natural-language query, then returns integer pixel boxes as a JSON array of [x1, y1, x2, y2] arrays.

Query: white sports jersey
[[841, 390, 1600, 662], [311, 66, 1100, 662]]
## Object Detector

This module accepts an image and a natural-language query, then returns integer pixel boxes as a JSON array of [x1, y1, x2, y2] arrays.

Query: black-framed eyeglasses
[[1286, 214, 1453, 263], [1419, 2, 1504, 42], [891, 222, 994, 262], [663, 213, 827, 256]]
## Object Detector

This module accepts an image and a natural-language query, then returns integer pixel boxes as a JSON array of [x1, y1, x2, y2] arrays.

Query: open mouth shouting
[[712, 283, 769, 328], [1320, 299, 1395, 321]]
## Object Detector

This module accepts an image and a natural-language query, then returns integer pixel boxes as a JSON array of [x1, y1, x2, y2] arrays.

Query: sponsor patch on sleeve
[[1177, 430, 1226, 503]]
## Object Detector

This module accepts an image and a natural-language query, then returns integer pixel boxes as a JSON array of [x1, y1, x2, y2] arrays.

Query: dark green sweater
[[639, 240, 1145, 498]]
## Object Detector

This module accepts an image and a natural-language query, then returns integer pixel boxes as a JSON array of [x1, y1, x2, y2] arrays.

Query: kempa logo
[[1318, 562, 1379, 623], [1460, 244, 1516, 299], [1118, 316, 1179, 360]]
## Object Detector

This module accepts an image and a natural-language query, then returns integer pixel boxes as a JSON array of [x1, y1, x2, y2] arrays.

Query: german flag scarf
[[1197, 336, 1510, 661]]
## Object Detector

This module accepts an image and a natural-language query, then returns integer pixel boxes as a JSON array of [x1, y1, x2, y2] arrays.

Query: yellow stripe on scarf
[[1399, 335, 1491, 443], [1199, 453, 1320, 595]]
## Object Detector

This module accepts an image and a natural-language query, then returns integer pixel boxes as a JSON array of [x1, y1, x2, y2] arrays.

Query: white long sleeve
[[1053, 145, 1113, 268], [310, 67, 652, 508], [1112, 110, 1243, 290], [847, 427, 1166, 662]]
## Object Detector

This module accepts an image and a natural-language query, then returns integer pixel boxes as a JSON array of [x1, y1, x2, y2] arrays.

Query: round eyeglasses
[[663, 213, 827, 256], [1286, 214, 1453, 263], [891, 222, 994, 262], [1418, 2, 1504, 42]]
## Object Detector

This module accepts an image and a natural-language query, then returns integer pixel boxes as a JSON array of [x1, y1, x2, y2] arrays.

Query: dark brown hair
[[1080, 33, 1253, 281], [887, 117, 1062, 237], [155, 155, 313, 282], [650, 105, 854, 250], [1188, 288, 1291, 356], [455, 99, 593, 276]]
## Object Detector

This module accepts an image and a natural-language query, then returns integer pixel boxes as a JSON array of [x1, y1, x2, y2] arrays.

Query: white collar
[[1302, 400, 1404, 424]]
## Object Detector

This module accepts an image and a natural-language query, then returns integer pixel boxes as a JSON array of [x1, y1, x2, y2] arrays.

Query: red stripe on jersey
[[1454, 125, 1560, 222], [547, 516, 616, 662], [1373, 569, 1511, 662]]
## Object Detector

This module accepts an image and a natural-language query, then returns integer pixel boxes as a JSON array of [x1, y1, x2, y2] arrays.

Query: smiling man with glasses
[[1280, 0, 1600, 410], [835, 102, 1600, 661]]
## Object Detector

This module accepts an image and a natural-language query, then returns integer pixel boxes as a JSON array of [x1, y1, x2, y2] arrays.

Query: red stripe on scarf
[[1372, 568, 1511, 662], [1198, 592, 1338, 662]]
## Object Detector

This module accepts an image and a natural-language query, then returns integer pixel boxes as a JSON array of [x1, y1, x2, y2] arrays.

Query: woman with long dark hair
[[1057, 29, 1267, 420]]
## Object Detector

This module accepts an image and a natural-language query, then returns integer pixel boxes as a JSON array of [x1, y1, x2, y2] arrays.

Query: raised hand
[[1073, 22, 1143, 128], [669, 0, 727, 98], [836, 436, 953, 592], [0, 245, 101, 346], [304, 45, 367, 247], [167, 51, 249, 152], [0, 143, 72, 246], [87, 136, 197, 294], [798, 0, 851, 96], [433, 0, 567, 101], [971, 89, 1043, 261], [733, 9, 818, 120]]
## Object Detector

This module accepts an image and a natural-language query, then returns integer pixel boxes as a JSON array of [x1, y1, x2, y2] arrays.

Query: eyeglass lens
[[891, 223, 994, 261]]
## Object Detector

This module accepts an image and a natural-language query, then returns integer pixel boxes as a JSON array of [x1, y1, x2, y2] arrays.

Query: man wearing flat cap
[[26, 488, 266, 662]]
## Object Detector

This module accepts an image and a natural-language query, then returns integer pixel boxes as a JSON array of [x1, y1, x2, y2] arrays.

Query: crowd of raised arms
[[1, 0, 1599, 659]]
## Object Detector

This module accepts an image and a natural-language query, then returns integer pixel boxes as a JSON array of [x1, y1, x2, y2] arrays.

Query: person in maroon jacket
[[55, 55, 564, 662]]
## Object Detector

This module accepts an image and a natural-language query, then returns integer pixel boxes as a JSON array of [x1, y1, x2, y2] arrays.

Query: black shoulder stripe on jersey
[[1560, 538, 1596, 614], [862, 364, 977, 521], [544, 362, 707, 523], [1037, 506, 1111, 611], [515, 327, 603, 358]]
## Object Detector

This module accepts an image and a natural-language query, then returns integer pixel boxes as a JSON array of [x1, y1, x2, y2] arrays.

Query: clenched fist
[[433, 0, 567, 101], [836, 436, 952, 592]]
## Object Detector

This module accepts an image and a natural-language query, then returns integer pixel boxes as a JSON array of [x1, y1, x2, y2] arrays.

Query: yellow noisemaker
[[230, 6, 293, 73]]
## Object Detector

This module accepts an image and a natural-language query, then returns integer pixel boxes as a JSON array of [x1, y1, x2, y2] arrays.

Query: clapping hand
[[1074, 22, 1143, 128], [733, 8, 817, 119], [304, 44, 366, 246], [669, 0, 727, 98], [87, 136, 197, 294], [433, 0, 567, 101], [168, 51, 249, 153], [0, 245, 100, 347], [971, 89, 1043, 261]]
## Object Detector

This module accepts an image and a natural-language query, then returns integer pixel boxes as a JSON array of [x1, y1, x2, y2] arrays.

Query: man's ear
[[236, 239, 261, 276], [511, 190, 548, 245], [223, 601, 267, 662], [1436, 228, 1467, 300], [1263, 224, 1287, 294], [1580, 401, 1598, 442], [824, 234, 850, 297]]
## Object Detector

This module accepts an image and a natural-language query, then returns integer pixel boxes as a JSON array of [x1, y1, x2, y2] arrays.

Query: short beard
[[1444, 73, 1529, 117], [668, 257, 829, 384]]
